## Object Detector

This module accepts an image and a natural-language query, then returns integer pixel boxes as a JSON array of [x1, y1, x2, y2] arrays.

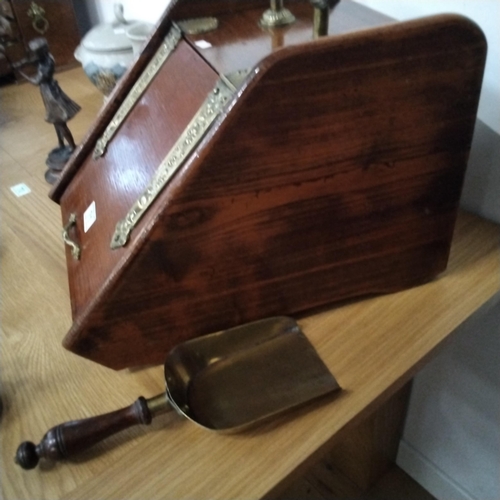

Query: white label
[[195, 40, 212, 49], [83, 201, 97, 233], [10, 183, 31, 197]]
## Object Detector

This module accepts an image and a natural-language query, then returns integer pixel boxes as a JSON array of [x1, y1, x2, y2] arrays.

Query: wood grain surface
[[58, 7, 486, 369], [0, 67, 499, 500], [60, 40, 219, 319], [180, 0, 394, 75]]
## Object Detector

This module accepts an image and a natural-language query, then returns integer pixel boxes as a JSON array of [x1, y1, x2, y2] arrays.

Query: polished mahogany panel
[[182, 1, 393, 75], [59, 9, 486, 369], [60, 39, 219, 318]]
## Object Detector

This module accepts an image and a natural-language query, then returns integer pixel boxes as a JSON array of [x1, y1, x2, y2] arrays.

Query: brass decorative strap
[[93, 24, 182, 160], [177, 17, 219, 35], [110, 78, 236, 249]]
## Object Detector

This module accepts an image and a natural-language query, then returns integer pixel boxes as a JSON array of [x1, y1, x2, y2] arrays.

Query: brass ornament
[[259, 0, 295, 28], [177, 17, 219, 35], [61, 213, 80, 260], [110, 79, 236, 249], [27, 2, 49, 35], [93, 24, 182, 160]]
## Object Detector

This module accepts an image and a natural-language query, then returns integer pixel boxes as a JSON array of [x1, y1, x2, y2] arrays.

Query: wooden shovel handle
[[15, 395, 167, 470]]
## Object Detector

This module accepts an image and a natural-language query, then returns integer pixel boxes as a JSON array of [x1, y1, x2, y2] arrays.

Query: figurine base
[[45, 146, 74, 185], [44, 168, 63, 185]]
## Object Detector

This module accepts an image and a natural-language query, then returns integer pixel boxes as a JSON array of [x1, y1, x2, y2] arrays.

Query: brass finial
[[260, 0, 296, 28]]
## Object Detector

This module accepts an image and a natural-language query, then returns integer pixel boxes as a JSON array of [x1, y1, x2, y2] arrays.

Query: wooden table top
[[1, 69, 499, 500]]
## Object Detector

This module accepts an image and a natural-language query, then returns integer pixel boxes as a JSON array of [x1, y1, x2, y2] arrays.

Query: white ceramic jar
[[74, 4, 135, 96]]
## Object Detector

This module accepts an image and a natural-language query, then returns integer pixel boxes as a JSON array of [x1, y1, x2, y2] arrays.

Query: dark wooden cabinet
[[0, 0, 23, 78], [0, 0, 80, 78]]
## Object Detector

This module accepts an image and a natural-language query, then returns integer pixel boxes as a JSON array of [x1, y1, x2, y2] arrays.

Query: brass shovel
[[16, 317, 340, 469]]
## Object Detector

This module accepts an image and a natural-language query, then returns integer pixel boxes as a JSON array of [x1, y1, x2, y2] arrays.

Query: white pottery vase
[[74, 4, 135, 96]]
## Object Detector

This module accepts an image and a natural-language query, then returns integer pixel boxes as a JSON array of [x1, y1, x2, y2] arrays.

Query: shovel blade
[[165, 317, 340, 430]]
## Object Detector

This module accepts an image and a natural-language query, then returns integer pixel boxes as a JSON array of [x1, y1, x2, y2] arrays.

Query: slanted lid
[[82, 4, 134, 53]]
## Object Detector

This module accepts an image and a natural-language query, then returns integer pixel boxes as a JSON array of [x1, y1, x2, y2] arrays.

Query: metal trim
[[177, 17, 219, 35], [93, 24, 182, 160], [110, 79, 235, 249]]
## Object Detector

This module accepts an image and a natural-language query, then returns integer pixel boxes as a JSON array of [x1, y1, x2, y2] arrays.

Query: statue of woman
[[14, 37, 81, 183], [16, 37, 81, 151]]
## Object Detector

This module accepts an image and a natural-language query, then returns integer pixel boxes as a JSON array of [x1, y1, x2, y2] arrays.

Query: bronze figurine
[[14, 37, 81, 184]]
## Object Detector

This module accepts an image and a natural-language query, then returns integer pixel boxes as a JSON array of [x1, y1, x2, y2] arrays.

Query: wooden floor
[[0, 68, 451, 500], [0, 67, 103, 184]]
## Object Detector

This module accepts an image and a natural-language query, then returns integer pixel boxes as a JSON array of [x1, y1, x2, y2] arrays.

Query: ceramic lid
[[82, 4, 134, 53]]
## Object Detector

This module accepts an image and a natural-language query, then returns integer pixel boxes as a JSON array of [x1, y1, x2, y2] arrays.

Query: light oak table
[[1, 69, 499, 500]]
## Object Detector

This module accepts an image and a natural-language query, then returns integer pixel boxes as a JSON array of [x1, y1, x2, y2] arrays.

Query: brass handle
[[27, 2, 49, 35], [62, 213, 80, 260]]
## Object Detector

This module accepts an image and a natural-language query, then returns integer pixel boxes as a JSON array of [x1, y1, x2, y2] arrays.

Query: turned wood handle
[[15, 396, 155, 470]]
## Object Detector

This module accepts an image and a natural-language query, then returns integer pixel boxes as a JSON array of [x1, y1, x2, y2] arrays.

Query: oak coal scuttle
[[49, 0, 487, 369]]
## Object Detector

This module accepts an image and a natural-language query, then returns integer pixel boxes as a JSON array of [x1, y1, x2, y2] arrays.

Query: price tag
[[195, 40, 212, 49], [10, 183, 31, 197], [84, 201, 97, 233]]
